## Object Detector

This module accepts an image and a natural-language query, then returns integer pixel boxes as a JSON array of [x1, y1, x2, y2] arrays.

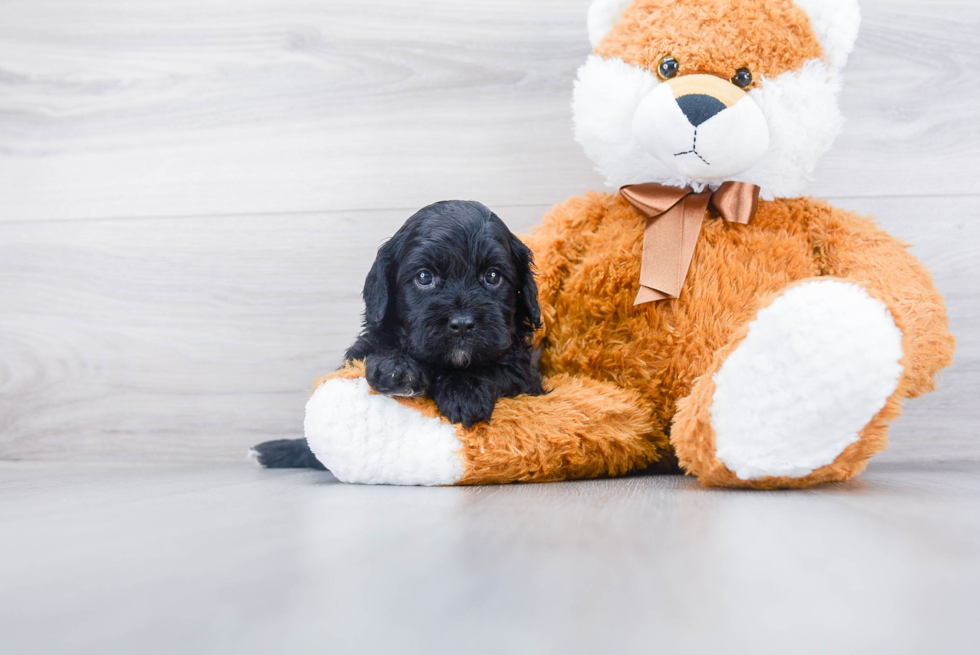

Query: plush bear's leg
[[671, 278, 907, 489], [810, 208, 955, 397], [304, 363, 665, 485]]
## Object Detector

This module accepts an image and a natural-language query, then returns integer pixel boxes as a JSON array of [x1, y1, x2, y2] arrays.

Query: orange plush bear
[[304, 0, 954, 489]]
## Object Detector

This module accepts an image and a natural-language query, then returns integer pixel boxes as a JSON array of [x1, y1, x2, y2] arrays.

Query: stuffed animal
[[304, 0, 954, 488]]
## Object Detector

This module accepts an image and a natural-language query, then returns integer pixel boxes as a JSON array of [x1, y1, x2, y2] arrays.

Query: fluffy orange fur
[[321, 194, 953, 489], [521, 194, 953, 488], [321, 362, 665, 485], [597, 0, 824, 84], [309, 1, 955, 489], [671, 278, 916, 488]]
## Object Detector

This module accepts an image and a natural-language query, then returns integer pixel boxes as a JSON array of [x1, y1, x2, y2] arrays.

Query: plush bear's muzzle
[[632, 74, 770, 180]]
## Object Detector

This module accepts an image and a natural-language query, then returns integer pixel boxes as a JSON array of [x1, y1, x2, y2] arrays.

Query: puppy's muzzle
[[631, 74, 770, 180]]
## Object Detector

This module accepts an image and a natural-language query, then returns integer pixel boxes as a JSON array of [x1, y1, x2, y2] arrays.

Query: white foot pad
[[711, 280, 904, 481], [304, 378, 465, 486]]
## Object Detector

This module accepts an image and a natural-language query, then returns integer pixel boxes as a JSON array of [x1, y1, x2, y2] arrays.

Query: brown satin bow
[[620, 181, 761, 305]]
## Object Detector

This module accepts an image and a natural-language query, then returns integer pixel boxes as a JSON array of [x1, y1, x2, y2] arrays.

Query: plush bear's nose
[[449, 314, 475, 337], [676, 94, 727, 127]]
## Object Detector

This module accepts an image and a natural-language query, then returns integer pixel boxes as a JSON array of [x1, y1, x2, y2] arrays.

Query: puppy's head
[[363, 200, 540, 369]]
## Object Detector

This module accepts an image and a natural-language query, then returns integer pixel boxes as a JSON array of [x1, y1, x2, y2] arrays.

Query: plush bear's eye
[[656, 56, 680, 80], [731, 67, 753, 89], [416, 270, 434, 287]]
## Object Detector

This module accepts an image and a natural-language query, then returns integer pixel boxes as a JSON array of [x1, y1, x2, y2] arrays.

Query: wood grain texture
[[0, 205, 548, 461], [0, 198, 976, 462], [832, 197, 979, 464], [1, 461, 978, 654], [0, 0, 977, 463], [0, 0, 978, 222]]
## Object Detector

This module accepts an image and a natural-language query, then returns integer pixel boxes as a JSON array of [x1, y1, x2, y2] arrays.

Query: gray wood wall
[[1, 0, 977, 463]]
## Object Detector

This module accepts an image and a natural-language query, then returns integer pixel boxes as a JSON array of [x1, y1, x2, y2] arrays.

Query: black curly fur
[[251, 200, 544, 470], [250, 439, 326, 470]]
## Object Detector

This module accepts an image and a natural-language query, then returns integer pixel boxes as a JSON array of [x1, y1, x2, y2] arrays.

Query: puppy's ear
[[363, 238, 397, 327], [510, 235, 541, 332]]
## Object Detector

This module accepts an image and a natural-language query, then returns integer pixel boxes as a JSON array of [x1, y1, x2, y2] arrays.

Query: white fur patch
[[735, 59, 845, 199], [587, 0, 634, 48], [573, 55, 684, 189], [711, 280, 904, 481], [573, 55, 844, 199], [304, 378, 465, 486], [795, 0, 861, 68], [632, 83, 770, 180]]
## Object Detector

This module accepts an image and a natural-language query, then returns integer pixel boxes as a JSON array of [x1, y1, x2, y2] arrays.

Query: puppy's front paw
[[432, 375, 496, 428], [365, 354, 429, 397]]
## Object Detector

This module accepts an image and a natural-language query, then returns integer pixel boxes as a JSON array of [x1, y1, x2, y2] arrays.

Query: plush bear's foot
[[672, 279, 906, 489], [305, 376, 465, 486]]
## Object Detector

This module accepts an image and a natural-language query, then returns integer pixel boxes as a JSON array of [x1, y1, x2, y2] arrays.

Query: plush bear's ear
[[795, 0, 862, 68], [587, 0, 634, 48]]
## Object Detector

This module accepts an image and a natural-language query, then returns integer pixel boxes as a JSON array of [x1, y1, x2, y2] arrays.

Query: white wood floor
[[1, 460, 978, 655], [1, 1, 979, 651]]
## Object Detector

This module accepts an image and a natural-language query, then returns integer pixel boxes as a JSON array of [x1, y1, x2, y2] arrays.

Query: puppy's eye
[[656, 55, 679, 80], [415, 270, 434, 287], [731, 67, 753, 89], [483, 269, 501, 287]]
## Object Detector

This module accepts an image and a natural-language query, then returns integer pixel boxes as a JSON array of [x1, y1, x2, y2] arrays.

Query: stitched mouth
[[674, 128, 710, 165]]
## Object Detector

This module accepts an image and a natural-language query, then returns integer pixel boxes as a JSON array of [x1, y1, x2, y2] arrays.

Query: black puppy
[[350, 199, 545, 420], [252, 200, 544, 469]]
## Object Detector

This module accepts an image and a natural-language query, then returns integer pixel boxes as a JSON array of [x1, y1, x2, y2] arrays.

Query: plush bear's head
[[574, 0, 860, 200]]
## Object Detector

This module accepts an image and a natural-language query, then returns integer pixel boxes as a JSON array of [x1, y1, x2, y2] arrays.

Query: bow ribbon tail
[[621, 181, 759, 305], [634, 192, 710, 305]]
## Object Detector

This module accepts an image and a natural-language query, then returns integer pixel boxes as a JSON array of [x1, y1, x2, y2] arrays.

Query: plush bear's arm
[[518, 192, 620, 353], [809, 202, 955, 396], [305, 362, 667, 485]]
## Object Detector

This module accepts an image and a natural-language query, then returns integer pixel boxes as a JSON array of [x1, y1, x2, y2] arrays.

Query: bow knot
[[620, 181, 760, 304]]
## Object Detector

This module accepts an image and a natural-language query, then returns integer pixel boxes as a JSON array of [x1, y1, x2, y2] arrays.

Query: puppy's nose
[[448, 314, 475, 337]]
